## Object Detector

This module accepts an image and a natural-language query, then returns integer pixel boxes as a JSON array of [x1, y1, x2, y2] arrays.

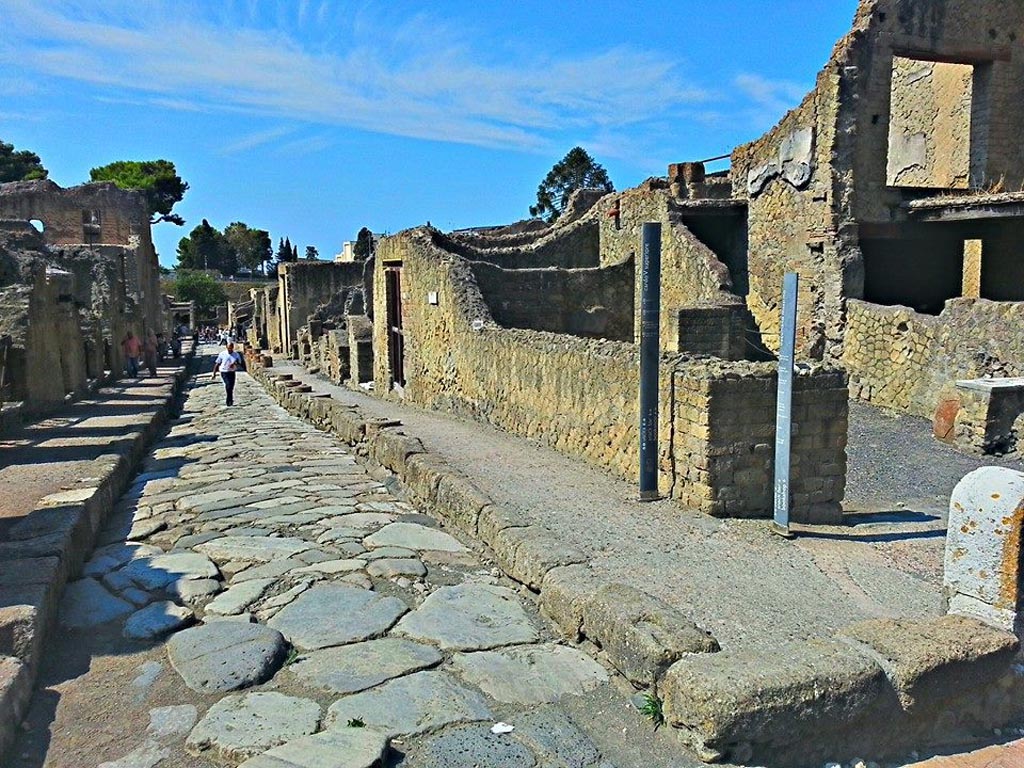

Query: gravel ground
[[845, 401, 1023, 515]]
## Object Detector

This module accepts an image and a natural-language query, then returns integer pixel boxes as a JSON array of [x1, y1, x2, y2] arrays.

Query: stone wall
[[847, 0, 1024, 224], [0, 224, 135, 410], [731, 72, 848, 363], [887, 57, 973, 189], [0, 180, 162, 334], [596, 185, 746, 352], [276, 261, 367, 357], [842, 298, 1024, 420], [470, 258, 634, 342], [436, 220, 601, 269], [674, 363, 847, 522], [373, 229, 847, 520]]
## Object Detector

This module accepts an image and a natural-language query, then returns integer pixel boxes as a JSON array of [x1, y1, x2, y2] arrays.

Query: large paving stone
[[195, 536, 312, 563], [59, 578, 134, 629], [364, 522, 467, 553], [237, 727, 389, 768], [513, 707, 602, 768], [394, 584, 538, 650], [205, 578, 275, 616], [123, 601, 195, 640], [168, 621, 287, 693], [120, 552, 220, 591], [186, 692, 321, 763], [413, 724, 536, 768], [268, 584, 407, 650], [451, 644, 608, 704], [291, 637, 441, 694], [325, 671, 492, 737]]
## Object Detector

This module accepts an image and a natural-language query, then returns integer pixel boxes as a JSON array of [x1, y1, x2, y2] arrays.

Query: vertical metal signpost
[[639, 223, 661, 501], [773, 272, 799, 537]]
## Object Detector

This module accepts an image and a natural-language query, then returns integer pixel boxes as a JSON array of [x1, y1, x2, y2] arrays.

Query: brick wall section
[[674, 363, 847, 521], [843, 298, 1024, 419], [470, 258, 635, 342], [597, 186, 745, 351], [373, 229, 847, 520], [676, 307, 749, 360]]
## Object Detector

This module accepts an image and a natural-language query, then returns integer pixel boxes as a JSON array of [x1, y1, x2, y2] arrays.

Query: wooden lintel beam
[[895, 46, 1013, 64]]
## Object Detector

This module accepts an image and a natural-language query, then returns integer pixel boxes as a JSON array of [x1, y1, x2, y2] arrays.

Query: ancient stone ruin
[[0, 180, 167, 415]]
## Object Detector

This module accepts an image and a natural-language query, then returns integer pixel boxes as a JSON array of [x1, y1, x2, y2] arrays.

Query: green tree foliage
[[353, 227, 373, 260], [276, 237, 297, 264], [0, 139, 48, 182], [89, 159, 189, 226], [176, 219, 237, 276], [304, 245, 319, 261], [224, 222, 272, 274], [174, 270, 227, 316], [529, 146, 614, 222]]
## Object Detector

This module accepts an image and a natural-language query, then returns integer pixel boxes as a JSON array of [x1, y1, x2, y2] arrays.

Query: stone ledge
[[0, 656, 31, 761], [661, 618, 1023, 766], [0, 355, 194, 763]]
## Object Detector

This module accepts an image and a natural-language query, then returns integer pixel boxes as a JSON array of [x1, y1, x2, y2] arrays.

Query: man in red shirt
[[121, 331, 142, 378]]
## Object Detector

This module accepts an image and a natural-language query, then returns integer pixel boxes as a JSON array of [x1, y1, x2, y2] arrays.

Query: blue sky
[[0, 0, 858, 267]]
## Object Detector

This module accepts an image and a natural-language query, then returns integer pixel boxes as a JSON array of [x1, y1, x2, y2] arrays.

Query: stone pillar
[[944, 466, 1024, 638], [962, 239, 983, 298]]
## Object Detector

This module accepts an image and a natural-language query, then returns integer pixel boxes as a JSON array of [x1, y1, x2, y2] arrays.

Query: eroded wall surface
[[842, 298, 1024, 419], [0, 180, 162, 334], [277, 261, 367, 356], [371, 228, 847, 520]]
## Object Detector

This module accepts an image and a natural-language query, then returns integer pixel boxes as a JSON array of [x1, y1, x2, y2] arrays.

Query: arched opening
[[28, 219, 45, 233]]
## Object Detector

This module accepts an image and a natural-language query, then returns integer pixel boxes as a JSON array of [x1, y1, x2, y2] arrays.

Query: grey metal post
[[773, 272, 799, 537], [639, 222, 661, 501]]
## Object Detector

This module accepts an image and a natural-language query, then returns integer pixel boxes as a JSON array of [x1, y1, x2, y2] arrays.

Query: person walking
[[143, 331, 159, 377], [212, 341, 242, 406], [121, 331, 141, 378]]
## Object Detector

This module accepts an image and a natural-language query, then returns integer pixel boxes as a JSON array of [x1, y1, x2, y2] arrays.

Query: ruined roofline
[[0, 178, 145, 204]]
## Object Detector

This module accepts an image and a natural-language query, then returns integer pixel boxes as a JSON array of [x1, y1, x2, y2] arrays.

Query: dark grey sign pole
[[639, 222, 661, 501], [772, 272, 798, 537]]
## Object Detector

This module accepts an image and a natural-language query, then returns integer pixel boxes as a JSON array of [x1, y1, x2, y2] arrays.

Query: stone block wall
[[848, 0, 1024, 225], [0, 180, 162, 334], [597, 186, 746, 352], [373, 229, 847, 519], [276, 261, 366, 357], [673, 363, 847, 521], [436, 219, 601, 269], [676, 306, 749, 360], [842, 298, 1024, 420], [470, 258, 635, 342]]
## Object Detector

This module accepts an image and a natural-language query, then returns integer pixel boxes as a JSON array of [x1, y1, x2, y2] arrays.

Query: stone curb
[[0, 348, 196, 762], [250, 364, 721, 698], [252, 361, 1024, 766]]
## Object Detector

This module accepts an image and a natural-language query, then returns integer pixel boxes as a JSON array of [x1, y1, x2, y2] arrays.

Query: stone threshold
[[251, 361, 1024, 768], [0, 346, 197, 762]]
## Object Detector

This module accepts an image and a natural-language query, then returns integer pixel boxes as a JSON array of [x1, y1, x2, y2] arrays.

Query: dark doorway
[[384, 264, 406, 388]]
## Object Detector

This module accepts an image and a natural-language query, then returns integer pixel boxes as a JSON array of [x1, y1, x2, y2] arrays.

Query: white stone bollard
[[945, 466, 1024, 637]]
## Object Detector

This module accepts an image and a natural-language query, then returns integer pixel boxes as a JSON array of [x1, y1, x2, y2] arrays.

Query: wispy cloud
[[222, 126, 297, 154], [734, 73, 809, 127], [0, 0, 710, 155]]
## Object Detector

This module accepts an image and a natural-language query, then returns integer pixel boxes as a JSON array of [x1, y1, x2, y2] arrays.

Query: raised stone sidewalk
[[0, 356, 193, 762], [253, 358, 1024, 766]]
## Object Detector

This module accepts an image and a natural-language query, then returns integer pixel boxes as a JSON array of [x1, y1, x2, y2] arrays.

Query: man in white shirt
[[211, 342, 242, 406]]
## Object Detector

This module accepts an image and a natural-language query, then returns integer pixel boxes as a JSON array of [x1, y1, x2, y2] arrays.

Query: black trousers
[[221, 371, 236, 405]]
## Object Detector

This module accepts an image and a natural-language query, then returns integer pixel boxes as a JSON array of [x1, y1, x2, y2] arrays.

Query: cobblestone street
[[7, 357, 690, 768]]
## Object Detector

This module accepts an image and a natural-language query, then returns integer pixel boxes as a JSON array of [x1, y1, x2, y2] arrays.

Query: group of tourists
[[121, 325, 247, 408]]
